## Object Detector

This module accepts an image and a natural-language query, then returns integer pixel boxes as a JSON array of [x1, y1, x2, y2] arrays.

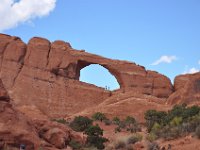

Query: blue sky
[[1, 0, 200, 90]]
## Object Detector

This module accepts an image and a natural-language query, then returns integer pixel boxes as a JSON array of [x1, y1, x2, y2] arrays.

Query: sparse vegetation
[[114, 126, 121, 133], [147, 142, 160, 150], [112, 116, 121, 125], [146, 132, 158, 142], [113, 134, 142, 150], [85, 124, 108, 149], [113, 116, 141, 133], [92, 112, 107, 122], [145, 104, 200, 141], [103, 118, 112, 126], [127, 134, 143, 144], [53, 118, 67, 124], [69, 116, 93, 132], [69, 139, 82, 149]]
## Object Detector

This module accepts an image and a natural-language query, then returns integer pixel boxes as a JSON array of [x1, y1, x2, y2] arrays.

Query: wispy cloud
[[0, 0, 57, 32], [151, 55, 177, 65], [183, 67, 199, 74], [198, 60, 200, 65]]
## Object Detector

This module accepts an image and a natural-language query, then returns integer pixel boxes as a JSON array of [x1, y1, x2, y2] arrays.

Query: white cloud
[[0, 0, 56, 31], [198, 60, 200, 65], [183, 67, 199, 74], [151, 55, 177, 65]]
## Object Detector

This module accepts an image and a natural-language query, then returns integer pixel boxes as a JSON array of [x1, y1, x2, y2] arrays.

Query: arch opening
[[79, 64, 120, 90]]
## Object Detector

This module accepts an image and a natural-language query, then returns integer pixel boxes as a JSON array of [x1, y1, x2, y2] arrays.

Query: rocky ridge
[[0, 33, 176, 119]]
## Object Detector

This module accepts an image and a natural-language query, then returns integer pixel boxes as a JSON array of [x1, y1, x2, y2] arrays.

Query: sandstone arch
[[78, 63, 120, 90], [0, 34, 174, 118], [75, 60, 123, 89]]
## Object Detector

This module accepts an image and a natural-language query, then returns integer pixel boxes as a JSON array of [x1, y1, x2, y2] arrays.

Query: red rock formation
[[167, 72, 200, 105], [0, 77, 83, 150], [0, 34, 173, 119], [0, 79, 41, 150]]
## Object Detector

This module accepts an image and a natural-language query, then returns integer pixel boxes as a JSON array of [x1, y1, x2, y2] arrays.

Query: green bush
[[69, 140, 82, 149], [170, 116, 183, 126], [92, 112, 107, 122], [118, 121, 126, 129], [84, 124, 103, 136], [112, 117, 121, 125], [84, 124, 108, 149], [151, 122, 161, 133], [125, 116, 140, 133], [127, 134, 143, 144], [70, 116, 93, 132], [52, 118, 67, 124], [125, 116, 136, 126], [146, 132, 157, 142], [159, 126, 182, 140], [144, 104, 200, 140], [144, 110, 167, 132], [168, 104, 200, 121]]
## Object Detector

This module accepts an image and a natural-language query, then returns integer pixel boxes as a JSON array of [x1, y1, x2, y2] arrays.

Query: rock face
[[0, 34, 173, 119], [0, 79, 41, 150], [0, 77, 82, 150], [167, 72, 200, 105]]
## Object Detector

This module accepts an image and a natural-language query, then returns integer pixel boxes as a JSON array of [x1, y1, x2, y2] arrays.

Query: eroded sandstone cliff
[[0, 78, 84, 150], [0, 34, 174, 119]]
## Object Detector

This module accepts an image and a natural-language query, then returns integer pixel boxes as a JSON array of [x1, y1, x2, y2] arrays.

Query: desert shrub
[[127, 134, 142, 144], [56, 118, 67, 124], [69, 140, 82, 149], [112, 116, 141, 133], [115, 126, 121, 133], [127, 124, 141, 133], [85, 124, 108, 149], [195, 125, 200, 139], [125, 116, 136, 126], [114, 140, 126, 149], [144, 104, 200, 140], [160, 126, 182, 140], [124, 116, 141, 133], [181, 122, 192, 133], [118, 121, 126, 129], [112, 117, 121, 125], [103, 118, 112, 126], [84, 124, 103, 136], [170, 116, 182, 126], [92, 112, 107, 122], [183, 105, 200, 119], [144, 110, 167, 132], [86, 136, 108, 149], [168, 104, 200, 121], [148, 142, 160, 150], [52, 118, 67, 124], [70, 116, 93, 132], [151, 122, 161, 133], [146, 132, 157, 142]]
